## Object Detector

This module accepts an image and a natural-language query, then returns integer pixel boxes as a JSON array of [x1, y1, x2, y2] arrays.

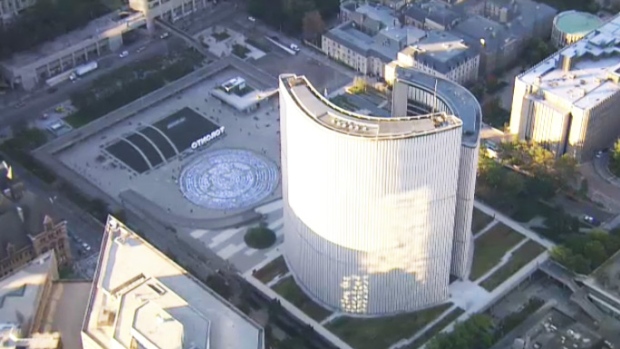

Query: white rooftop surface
[[284, 75, 462, 138], [519, 14, 620, 111], [83, 216, 263, 349], [0, 252, 55, 328]]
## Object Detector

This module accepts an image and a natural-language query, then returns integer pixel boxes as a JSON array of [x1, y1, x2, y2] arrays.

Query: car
[[596, 150, 603, 158], [119, 50, 129, 58], [137, 46, 146, 53], [160, 32, 169, 39], [248, 16, 256, 22], [582, 215, 601, 226], [290, 43, 300, 52], [82, 242, 91, 251]]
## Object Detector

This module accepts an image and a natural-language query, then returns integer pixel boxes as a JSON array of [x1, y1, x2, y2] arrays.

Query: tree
[[609, 139, 620, 177], [502, 171, 525, 197], [552, 155, 578, 189], [426, 314, 494, 349], [302, 10, 325, 41]]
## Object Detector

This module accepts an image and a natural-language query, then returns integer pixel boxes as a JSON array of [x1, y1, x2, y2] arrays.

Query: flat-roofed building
[[322, 2, 426, 77], [128, 0, 211, 29], [404, 0, 462, 31], [0, 0, 36, 25], [552, 10, 603, 48], [385, 30, 480, 85], [509, 14, 620, 161], [81, 216, 264, 349], [0, 11, 145, 91], [0, 251, 62, 349]]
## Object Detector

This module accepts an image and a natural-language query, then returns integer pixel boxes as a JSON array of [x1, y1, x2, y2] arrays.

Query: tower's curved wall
[[393, 69, 481, 280], [279, 75, 464, 315]]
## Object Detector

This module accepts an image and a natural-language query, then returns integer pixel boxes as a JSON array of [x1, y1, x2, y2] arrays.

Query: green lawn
[[212, 31, 230, 41], [472, 208, 494, 235], [252, 256, 288, 283], [326, 303, 452, 349], [470, 223, 525, 281], [480, 240, 546, 291], [272, 276, 332, 321], [232, 44, 251, 59], [403, 307, 465, 349]]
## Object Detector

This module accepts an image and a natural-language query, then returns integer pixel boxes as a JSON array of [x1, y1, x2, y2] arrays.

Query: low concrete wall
[[36, 59, 230, 156]]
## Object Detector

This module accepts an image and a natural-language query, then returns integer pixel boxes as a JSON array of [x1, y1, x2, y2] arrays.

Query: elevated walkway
[[539, 260, 610, 324], [154, 18, 217, 60]]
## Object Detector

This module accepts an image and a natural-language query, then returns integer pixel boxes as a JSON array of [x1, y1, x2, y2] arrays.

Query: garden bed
[[480, 240, 546, 291], [470, 223, 525, 281], [326, 303, 452, 349], [252, 256, 288, 283], [403, 307, 465, 349], [272, 276, 332, 321]]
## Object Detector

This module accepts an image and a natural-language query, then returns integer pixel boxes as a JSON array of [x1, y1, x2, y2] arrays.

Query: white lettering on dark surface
[[191, 126, 225, 149]]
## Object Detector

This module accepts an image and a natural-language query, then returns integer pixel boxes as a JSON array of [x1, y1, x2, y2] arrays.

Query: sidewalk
[[244, 274, 354, 349], [474, 200, 556, 249]]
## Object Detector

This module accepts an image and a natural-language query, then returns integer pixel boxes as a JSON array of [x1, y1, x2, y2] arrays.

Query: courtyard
[[57, 67, 282, 220]]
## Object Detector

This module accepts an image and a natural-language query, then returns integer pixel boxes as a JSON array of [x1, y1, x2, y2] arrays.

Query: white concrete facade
[[279, 70, 481, 315], [509, 14, 620, 162], [551, 10, 603, 48]]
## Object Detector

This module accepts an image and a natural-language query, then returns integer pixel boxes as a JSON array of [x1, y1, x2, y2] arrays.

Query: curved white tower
[[279, 70, 480, 315]]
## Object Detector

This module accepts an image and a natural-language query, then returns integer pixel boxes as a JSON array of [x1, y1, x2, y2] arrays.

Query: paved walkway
[[474, 220, 498, 237], [474, 200, 556, 249], [244, 274, 355, 349], [429, 252, 549, 347]]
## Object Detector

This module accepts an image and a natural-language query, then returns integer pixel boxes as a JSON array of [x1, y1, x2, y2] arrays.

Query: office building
[[322, 3, 426, 77], [0, 250, 91, 349], [385, 30, 480, 85], [551, 10, 603, 48], [509, 15, 620, 161], [404, 0, 462, 31], [81, 216, 264, 349], [0, 0, 36, 25], [278, 68, 480, 315], [128, 0, 211, 30], [0, 12, 145, 91], [0, 161, 71, 278]]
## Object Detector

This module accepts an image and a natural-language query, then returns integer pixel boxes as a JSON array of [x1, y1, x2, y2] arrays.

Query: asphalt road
[[0, 30, 174, 128]]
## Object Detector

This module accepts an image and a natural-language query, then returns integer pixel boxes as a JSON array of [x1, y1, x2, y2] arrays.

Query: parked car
[[582, 215, 601, 226], [137, 46, 146, 53], [119, 50, 129, 58], [160, 32, 169, 39], [248, 16, 256, 22], [290, 43, 300, 52]]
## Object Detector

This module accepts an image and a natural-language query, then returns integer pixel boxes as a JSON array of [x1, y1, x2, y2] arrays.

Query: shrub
[[244, 224, 276, 249]]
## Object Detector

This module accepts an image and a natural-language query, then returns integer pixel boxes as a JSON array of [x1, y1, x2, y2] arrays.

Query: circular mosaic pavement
[[179, 149, 279, 210]]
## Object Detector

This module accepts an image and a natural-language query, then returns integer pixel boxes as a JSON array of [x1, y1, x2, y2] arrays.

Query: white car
[[160, 32, 169, 39], [248, 16, 256, 22], [290, 43, 300, 52], [82, 242, 91, 251], [119, 50, 129, 58]]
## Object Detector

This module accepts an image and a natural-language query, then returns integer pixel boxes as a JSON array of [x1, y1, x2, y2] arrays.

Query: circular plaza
[[179, 148, 279, 210]]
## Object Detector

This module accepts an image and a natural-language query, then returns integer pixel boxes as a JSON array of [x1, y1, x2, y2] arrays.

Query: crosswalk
[[190, 199, 285, 272]]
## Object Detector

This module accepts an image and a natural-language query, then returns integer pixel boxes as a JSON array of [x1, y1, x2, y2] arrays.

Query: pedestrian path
[[474, 200, 555, 249], [244, 274, 355, 349]]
